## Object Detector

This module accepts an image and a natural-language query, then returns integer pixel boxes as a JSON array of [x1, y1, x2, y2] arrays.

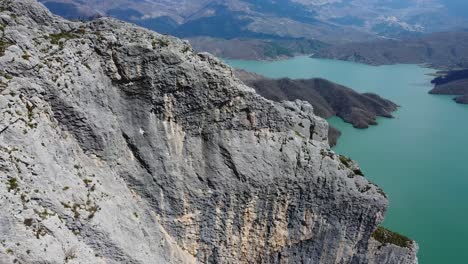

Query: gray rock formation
[[0, 1, 417, 263]]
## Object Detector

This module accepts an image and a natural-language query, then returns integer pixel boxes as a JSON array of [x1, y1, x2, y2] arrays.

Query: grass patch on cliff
[[376, 187, 387, 198], [339, 155, 365, 176], [22, 53, 31, 60], [294, 130, 305, 139], [339, 155, 352, 167], [7, 177, 18, 192], [0, 40, 12, 57], [0, 71, 12, 80], [372, 226, 413, 248], [152, 38, 170, 48], [353, 169, 364, 176], [48, 31, 78, 48]]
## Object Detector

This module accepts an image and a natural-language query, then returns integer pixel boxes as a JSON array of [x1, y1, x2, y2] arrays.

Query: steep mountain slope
[[37, 0, 468, 60], [38, 0, 468, 39], [188, 37, 328, 60], [313, 31, 468, 68], [38, 0, 368, 42], [0, 1, 417, 263]]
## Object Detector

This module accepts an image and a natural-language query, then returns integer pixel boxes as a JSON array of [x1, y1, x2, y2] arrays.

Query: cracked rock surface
[[0, 1, 417, 263]]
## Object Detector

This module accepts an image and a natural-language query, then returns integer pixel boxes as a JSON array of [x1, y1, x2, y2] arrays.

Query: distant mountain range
[[39, 0, 468, 42], [313, 31, 468, 69]]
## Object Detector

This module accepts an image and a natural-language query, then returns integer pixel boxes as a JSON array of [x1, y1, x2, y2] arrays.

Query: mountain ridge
[[0, 0, 417, 263], [312, 31, 468, 69], [39, 0, 468, 41]]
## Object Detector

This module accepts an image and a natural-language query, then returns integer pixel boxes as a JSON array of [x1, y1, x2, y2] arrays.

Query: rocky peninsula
[[236, 70, 398, 145]]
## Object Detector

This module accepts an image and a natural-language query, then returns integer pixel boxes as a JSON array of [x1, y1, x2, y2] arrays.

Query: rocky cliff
[[0, 1, 417, 263]]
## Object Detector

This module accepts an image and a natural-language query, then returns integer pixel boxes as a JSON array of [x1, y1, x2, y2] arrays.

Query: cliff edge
[[0, 1, 417, 263]]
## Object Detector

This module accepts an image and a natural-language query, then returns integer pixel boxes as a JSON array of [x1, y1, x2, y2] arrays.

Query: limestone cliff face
[[0, 1, 417, 263]]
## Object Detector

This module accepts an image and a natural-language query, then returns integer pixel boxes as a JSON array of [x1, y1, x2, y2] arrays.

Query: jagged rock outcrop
[[0, 1, 417, 263]]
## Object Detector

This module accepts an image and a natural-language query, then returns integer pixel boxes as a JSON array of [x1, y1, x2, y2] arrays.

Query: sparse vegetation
[[64, 247, 77, 263], [83, 178, 92, 187], [360, 185, 371, 193], [339, 155, 352, 168], [72, 203, 80, 219], [320, 149, 334, 159], [353, 169, 364, 176], [0, 40, 11, 56], [20, 193, 29, 203], [0, 71, 12, 80], [87, 205, 99, 219], [294, 130, 305, 139], [22, 53, 30, 60], [153, 38, 169, 48], [23, 218, 33, 227], [48, 31, 78, 49], [26, 102, 36, 128], [182, 46, 191, 53], [38, 209, 50, 219], [377, 188, 387, 198], [34, 225, 47, 239], [372, 226, 413, 248], [7, 177, 18, 192], [75, 27, 86, 35]]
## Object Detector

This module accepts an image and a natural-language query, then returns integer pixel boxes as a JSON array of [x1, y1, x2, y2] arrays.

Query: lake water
[[226, 56, 468, 264]]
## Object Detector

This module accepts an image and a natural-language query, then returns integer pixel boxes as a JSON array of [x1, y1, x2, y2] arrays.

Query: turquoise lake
[[226, 56, 468, 264]]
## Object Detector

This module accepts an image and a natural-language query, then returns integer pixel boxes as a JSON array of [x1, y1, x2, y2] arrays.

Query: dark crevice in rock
[[121, 132, 153, 175]]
